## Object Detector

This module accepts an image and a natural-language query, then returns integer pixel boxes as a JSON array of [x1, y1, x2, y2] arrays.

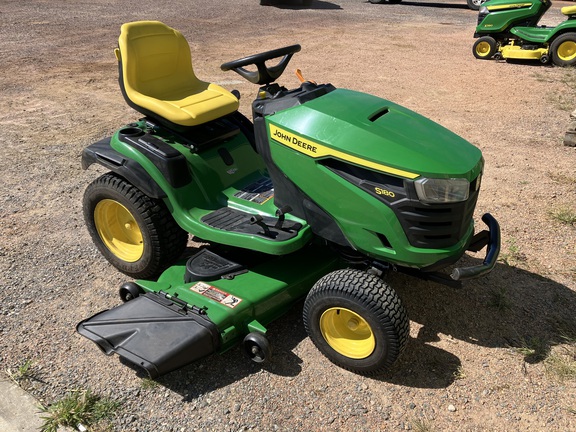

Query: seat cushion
[[129, 81, 240, 127], [118, 21, 239, 126]]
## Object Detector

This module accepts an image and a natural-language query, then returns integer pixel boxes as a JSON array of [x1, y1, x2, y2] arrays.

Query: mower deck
[[78, 243, 341, 377]]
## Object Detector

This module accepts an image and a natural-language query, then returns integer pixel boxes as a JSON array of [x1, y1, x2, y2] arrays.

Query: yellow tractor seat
[[116, 21, 239, 127], [561, 5, 576, 16]]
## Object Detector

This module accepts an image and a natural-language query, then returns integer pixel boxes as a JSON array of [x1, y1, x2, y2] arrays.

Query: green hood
[[268, 89, 483, 180]]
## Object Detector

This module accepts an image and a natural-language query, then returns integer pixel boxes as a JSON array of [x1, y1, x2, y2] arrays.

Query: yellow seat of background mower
[[561, 5, 576, 16], [117, 21, 239, 127]]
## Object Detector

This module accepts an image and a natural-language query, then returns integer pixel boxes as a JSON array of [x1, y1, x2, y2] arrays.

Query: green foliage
[[488, 287, 511, 311], [411, 416, 436, 432], [512, 337, 549, 363], [548, 207, 576, 226], [141, 378, 160, 390], [39, 389, 120, 432], [547, 171, 576, 186], [498, 238, 526, 266], [5, 359, 36, 385], [453, 365, 467, 380], [545, 349, 576, 382], [532, 321, 576, 382]]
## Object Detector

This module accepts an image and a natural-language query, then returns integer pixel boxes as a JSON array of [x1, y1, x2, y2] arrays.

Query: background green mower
[[474, 0, 576, 66], [77, 21, 500, 378]]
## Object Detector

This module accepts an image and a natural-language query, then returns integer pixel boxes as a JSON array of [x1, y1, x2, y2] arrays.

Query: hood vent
[[369, 107, 390, 122]]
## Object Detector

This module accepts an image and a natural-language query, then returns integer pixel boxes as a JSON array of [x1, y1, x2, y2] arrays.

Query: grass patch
[[498, 238, 526, 266], [549, 94, 576, 112], [39, 389, 120, 432], [453, 365, 467, 380], [559, 69, 576, 88], [488, 287, 511, 311], [543, 324, 576, 382], [512, 337, 549, 363], [411, 416, 436, 432], [547, 172, 576, 186], [141, 378, 159, 390], [545, 69, 576, 112], [532, 72, 554, 83], [544, 350, 576, 382], [548, 207, 576, 226], [5, 359, 37, 385]]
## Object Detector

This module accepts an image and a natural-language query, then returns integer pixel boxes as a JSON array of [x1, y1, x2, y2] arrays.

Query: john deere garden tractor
[[77, 21, 500, 378]]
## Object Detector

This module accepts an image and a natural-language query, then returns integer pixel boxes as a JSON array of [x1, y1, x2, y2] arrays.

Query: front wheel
[[467, 0, 484, 10], [550, 33, 576, 67], [473, 36, 497, 60], [303, 269, 409, 375], [83, 173, 188, 279]]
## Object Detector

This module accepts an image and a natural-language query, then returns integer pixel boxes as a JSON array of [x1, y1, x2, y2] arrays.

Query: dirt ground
[[1, 0, 575, 431]]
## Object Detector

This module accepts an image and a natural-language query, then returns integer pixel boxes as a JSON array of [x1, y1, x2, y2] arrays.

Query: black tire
[[303, 269, 409, 375], [473, 36, 497, 60], [467, 0, 484, 10], [243, 332, 272, 363], [550, 32, 576, 67], [369, 0, 385, 3], [119, 282, 143, 302], [83, 172, 188, 279]]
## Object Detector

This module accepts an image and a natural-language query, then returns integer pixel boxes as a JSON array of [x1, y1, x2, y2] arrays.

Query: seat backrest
[[117, 21, 201, 101]]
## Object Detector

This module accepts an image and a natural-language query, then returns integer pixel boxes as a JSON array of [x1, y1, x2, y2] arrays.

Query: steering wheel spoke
[[221, 44, 301, 85]]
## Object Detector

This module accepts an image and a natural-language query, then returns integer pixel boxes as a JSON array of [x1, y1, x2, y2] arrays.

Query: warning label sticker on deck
[[190, 282, 242, 308]]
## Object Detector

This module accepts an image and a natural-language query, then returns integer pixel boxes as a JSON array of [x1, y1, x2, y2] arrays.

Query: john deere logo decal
[[268, 124, 419, 179], [270, 124, 318, 156]]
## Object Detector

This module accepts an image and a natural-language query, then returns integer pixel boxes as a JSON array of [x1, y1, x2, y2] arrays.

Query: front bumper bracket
[[450, 213, 500, 281]]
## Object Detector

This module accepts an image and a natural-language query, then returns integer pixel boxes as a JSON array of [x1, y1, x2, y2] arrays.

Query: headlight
[[479, 6, 488, 13], [414, 178, 469, 203]]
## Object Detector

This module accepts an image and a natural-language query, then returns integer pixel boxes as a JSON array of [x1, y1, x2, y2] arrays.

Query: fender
[[82, 137, 167, 199], [543, 22, 576, 43], [511, 22, 576, 44]]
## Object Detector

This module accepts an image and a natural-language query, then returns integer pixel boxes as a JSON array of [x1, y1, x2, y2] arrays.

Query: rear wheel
[[473, 36, 497, 60], [550, 33, 576, 67], [303, 269, 409, 375], [83, 173, 188, 279]]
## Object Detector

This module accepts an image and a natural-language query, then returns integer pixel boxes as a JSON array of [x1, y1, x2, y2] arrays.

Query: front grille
[[324, 158, 480, 250], [390, 183, 479, 249], [477, 12, 489, 25]]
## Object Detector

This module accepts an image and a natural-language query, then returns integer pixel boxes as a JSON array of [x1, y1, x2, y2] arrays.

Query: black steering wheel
[[221, 44, 301, 85]]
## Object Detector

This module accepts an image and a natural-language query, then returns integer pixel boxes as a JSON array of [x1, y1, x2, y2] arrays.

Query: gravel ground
[[1, 0, 575, 431]]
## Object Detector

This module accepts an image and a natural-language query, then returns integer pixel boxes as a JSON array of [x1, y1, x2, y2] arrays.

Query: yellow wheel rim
[[476, 41, 492, 57], [319, 307, 375, 359], [94, 199, 144, 262], [557, 40, 576, 62]]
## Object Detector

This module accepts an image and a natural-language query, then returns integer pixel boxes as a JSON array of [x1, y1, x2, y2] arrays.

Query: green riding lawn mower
[[77, 21, 500, 378], [473, 0, 576, 65]]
